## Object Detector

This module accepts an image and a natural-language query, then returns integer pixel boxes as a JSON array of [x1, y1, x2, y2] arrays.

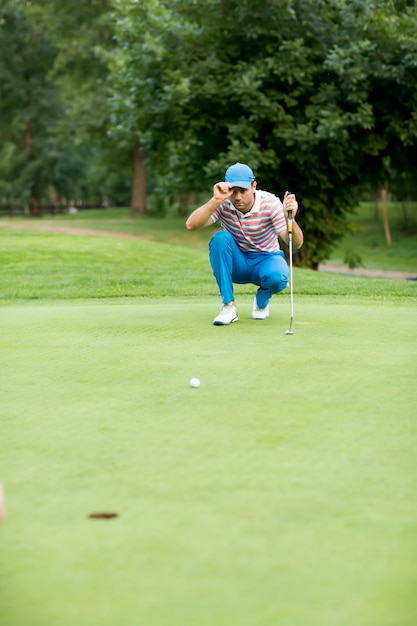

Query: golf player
[[186, 163, 303, 325]]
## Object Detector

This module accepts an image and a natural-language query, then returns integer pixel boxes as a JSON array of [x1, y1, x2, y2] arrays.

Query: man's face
[[230, 182, 256, 213]]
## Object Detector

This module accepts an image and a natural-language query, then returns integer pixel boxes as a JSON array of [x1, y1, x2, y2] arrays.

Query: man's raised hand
[[213, 182, 233, 203]]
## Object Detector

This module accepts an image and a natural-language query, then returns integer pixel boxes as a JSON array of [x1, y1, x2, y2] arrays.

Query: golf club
[[284, 195, 294, 335]]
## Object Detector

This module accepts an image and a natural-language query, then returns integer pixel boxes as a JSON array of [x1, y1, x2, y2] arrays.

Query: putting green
[[1, 297, 416, 626]]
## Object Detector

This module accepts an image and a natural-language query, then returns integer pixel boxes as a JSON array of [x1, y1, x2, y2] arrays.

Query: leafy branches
[[1, 0, 416, 266]]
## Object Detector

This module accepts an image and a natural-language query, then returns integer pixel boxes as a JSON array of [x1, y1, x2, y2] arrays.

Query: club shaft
[[287, 209, 294, 330], [288, 234, 294, 330]]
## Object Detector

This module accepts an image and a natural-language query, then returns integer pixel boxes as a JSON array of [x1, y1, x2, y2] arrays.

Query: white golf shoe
[[213, 303, 239, 326], [252, 295, 269, 320]]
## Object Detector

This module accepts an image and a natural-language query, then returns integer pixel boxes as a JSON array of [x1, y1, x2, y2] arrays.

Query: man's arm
[[185, 182, 233, 231], [278, 192, 304, 249]]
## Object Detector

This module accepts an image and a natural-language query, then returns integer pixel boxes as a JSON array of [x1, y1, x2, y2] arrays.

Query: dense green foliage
[[0, 1, 80, 213], [1, 0, 417, 266], [0, 0, 128, 210], [111, 0, 417, 267]]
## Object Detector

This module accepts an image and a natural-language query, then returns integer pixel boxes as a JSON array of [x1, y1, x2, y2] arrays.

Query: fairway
[[1, 296, 417, 626], [2, 0, 417, 620]]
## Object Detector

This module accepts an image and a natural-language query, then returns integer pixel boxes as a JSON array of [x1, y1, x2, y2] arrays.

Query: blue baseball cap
[[225, 163, 255, 188]]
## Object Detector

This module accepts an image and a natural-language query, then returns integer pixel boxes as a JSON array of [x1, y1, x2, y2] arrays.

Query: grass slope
[[2, 199, 417, 272], [0, 229, 416, 302]]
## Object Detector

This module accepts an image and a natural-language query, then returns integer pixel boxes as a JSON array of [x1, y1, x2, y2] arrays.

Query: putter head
[[284, 329, 294, 335]]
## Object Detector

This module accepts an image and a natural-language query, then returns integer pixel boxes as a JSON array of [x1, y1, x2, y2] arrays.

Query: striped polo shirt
[[210, 189, 287, 253]]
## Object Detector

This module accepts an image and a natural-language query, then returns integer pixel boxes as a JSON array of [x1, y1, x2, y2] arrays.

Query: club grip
[[286, 191, 293, 233]]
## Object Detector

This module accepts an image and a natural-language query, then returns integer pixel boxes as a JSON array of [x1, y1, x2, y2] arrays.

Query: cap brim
[[227, 180, 252, 189]]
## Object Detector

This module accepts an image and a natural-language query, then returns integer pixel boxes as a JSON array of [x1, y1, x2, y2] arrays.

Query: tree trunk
[[381, 183, 392, 248], [24, 119, 31, 154], [49, 184, 59, 214], [373, 190, 379, 221], [24, 120, 41, 217], [400, 201, 409, 233], [131, 147, 147, 217], [177, 191, 196, 216], [30, 192, 41, 217], [30, 179, 41, 217], [221, 0, 229, 20]]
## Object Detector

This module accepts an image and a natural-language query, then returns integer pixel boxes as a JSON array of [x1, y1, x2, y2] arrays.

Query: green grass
[[2, 198, 417, 271], [325, 201, 417, 272], [1, 215, 417, 626], [0, 229, 416, 302], [1, 208, 215, 250]]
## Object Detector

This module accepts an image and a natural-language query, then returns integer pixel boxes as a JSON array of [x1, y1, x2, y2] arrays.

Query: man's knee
[[209, 230, 234, 253], [261, 269, 289, 294], [210, 230, 233, 245], [273, 273, 289, 293]]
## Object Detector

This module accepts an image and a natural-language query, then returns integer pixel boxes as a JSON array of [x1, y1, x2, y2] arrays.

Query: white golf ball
[[189, 377, 200, 388]]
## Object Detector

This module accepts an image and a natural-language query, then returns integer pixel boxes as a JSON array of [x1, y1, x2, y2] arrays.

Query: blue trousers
[[209, 231, 289, 308]]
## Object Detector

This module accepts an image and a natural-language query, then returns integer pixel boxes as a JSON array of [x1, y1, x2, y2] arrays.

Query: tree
[[109, 0, 205, 215], [27, 0, 129, 207], [0, 0, 131, 213], [0, 1, 81, 214], [110, 0, 417, 267]]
